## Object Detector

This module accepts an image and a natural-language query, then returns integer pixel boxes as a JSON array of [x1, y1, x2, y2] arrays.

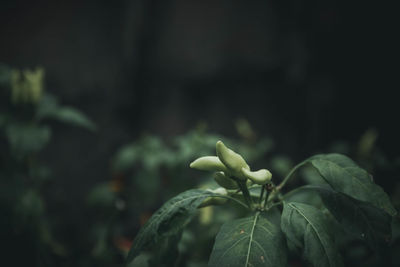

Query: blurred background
[[1, 0, 399, 266]]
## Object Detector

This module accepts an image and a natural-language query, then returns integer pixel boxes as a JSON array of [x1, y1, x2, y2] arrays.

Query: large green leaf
[[308, 153, 396, 216], [281, 202, 343, 267], [208, 212, 287, 267], [126, 189, 216, 263], [314, 185, 392, 250]]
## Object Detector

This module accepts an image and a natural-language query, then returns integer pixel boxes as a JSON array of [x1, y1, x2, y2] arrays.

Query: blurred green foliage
[[1, 62, 400, 266], [0, 63, 95, 266]]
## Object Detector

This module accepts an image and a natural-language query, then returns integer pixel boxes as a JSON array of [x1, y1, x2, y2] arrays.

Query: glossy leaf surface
[[126, 189, 216, 263], [281, 202, 343, 267], [308, 153, 396, 216], [209, 212, 287, 267]]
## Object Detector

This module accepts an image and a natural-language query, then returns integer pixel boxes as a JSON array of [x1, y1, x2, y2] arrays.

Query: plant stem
[[263, 188, 270, 209], [236, 180, 252, 209], [259, 185, 265, 205], [276, 160, 308, 191]]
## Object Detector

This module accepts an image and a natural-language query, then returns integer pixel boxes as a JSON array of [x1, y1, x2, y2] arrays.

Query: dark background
[[1, 0, 399, 264]]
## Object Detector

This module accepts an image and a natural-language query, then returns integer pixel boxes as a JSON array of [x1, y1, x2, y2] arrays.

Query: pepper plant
[[126, 140, 396, 266]]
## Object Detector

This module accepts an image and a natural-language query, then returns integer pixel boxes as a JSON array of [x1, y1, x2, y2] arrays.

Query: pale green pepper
[[216, 141, 249, 180], [241, 168, 272, 185], [190, 156, 228, 172]]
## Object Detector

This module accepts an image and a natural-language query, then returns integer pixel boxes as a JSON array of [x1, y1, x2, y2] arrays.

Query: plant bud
[[241, 168, 272, 185], [190, 156, 228, 172], [24, 67, 44, 104], [216, 141, 249, 180], [213, 172, 238, 189]]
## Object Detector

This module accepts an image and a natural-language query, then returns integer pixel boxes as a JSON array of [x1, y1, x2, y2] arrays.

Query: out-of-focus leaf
[[357, 128, 378, 158], [36, 94, 95, 130], [6, 123, 51, 158], [126, 189, 216, 263], [112, 144, 141, 172], [281, 202, 343, 267], [15, 189, 45, 220], [307, 153, 397, 216], [113, 136, 173, 172], [270, 155, 293, 178], [87, 183, 116, 208], [140, 136, 170, 169], [29, 165, 52, 183], [134, 169, 160, 205], [208, 212, 287, 267], [235, 117, 255, 140], [39, 106, 96, 131], [328, 141, 350, 155], [236, 138, 274, 163], [173, 130, 221, 163]]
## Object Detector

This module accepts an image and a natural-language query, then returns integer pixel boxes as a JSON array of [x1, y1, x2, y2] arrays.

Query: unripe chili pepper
[[216, 141, 249, 180], [190, 156, 228, 173], [241, 168, 272, 185]]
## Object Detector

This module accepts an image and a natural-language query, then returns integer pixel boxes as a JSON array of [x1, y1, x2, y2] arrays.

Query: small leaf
[[315, 185, 392, 250], [281, 202, 343, 267], [126, 189, 216, 263], [208, 212, 287, 267], [37, 95, 96, 131], [308, 153, 396, 216], [47, 107, 95, 131]]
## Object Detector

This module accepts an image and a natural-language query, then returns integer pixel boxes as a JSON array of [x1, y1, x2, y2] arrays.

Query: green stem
[[276, 160, 308, 191], [263, 188, 270, 209], [259, 185, 265, 205], [236, 180, 252, 209]]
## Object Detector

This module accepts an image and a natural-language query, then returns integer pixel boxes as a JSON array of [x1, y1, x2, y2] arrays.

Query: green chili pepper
[[190, 156, 228, 172], [216, 141, 249, 180], [240, 168, 272, 185]]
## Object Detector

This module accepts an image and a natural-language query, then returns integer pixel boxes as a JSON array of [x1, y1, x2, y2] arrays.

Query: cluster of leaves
[[126, 148, 398, 266]]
